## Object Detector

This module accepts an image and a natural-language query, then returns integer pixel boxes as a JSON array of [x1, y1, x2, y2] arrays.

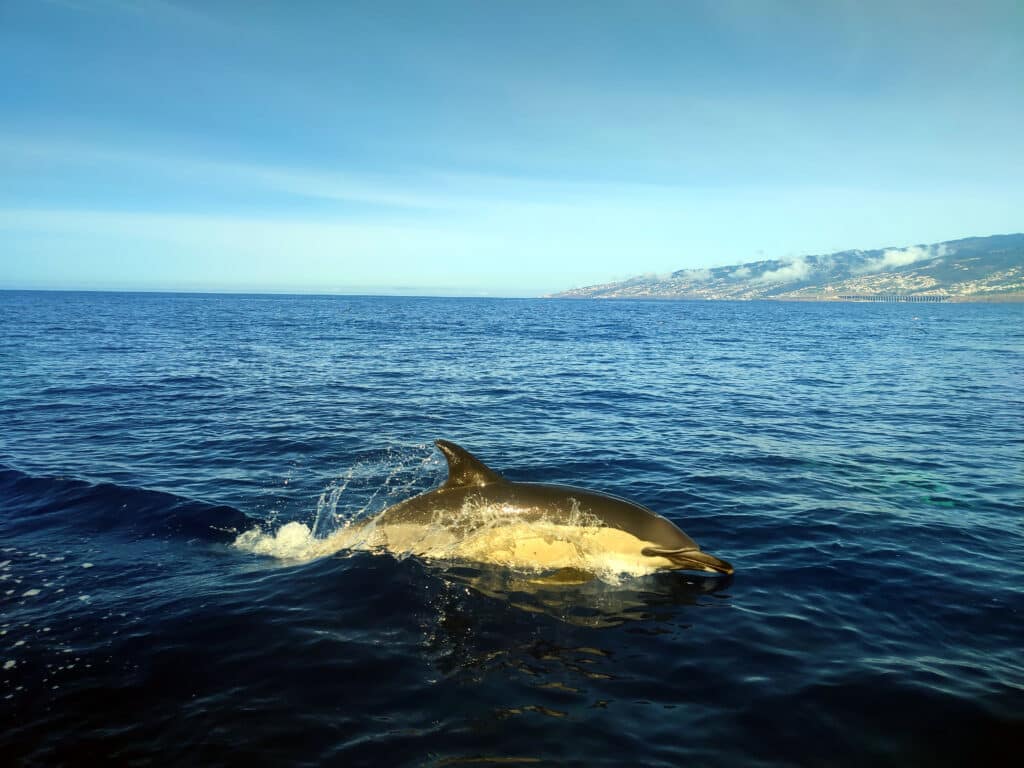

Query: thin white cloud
[[686, 268, 713, 282], [0, 134, 706, 218], [5, 134, 1013, 293], [0, 208, 479, 251], [852, 244, 948, 274], [0, 207, 500, 291], [0, 135, 450, 211], [39, 0, 221, 31], [753, 257, 813, 283]]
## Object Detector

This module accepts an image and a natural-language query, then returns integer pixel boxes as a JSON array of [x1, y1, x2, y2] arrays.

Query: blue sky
[[1, 0, 1021, 295]]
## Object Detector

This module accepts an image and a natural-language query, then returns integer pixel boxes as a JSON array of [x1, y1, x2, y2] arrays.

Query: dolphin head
[[619, 500, 734, 576], [542, 485, 735, 577]]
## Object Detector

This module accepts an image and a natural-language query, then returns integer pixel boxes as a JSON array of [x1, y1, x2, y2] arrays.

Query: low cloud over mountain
[[550, 234, 1023, 301]]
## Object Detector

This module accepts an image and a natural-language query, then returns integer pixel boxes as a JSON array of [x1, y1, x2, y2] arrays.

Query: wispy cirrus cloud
[[0, 207, 482, 256], [0, 135, 451, 211], [0, 133, 708, 217], [0, 206, 504, 292], [2, 133, 1015, 295], [39, 0, 221, 31]]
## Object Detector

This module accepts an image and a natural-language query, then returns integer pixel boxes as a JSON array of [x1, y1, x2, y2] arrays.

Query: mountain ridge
[[548, 233, 1024, 301]]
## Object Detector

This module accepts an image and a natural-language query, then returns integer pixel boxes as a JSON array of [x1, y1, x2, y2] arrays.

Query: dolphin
[[356, 440, 733, 577]]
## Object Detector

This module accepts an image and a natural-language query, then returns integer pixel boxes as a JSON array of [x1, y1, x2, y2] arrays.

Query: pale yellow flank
[[235, 517, 676, 578], [366, 521, 675, 575]]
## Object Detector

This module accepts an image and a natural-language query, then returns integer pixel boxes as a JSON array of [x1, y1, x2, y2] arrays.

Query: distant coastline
[[551, 292, 1024, 303], [548, 233, 1024, 302], [779, 293, 1024, 304]]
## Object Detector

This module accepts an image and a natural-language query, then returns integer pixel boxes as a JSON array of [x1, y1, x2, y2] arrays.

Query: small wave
[[0, 466, 252, 543], [156, 373, 225, 387]]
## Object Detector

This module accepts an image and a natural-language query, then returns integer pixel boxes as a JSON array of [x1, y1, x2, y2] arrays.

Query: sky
[[1, 0, 1021, 296]]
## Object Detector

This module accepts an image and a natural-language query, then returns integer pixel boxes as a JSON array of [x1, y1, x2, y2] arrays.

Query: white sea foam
[[233, 495, 670, 582], [233, 521, 364, 562]]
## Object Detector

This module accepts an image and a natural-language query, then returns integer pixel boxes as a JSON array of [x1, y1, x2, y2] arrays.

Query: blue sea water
[[0, 291, 1021, 766]]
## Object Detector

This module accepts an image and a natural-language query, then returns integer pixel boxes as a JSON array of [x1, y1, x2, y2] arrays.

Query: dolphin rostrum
[[357, 440, 734, 577]]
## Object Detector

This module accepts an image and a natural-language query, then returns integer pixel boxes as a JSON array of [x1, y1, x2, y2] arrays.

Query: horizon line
[[4, 232, 1020, 301], [0, 287, 547, 300]]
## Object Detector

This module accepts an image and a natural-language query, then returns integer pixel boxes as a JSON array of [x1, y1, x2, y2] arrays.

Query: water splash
[[235, 444, 447, 562], [311, 444, 446, 538], [237, 484, 670, 583]]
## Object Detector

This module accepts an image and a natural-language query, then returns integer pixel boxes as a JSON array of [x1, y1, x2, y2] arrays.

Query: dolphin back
[[432, 442, 698, 551], [370, 440, 728, 575]]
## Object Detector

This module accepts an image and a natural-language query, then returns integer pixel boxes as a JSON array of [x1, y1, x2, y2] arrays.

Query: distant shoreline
[[779, 293, 1024, 303], [546, 293, 1024, 303], [548, 233, 1024, 302]]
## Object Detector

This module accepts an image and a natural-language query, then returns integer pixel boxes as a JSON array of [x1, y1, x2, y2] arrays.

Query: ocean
[[1, 291, 1021, 766]]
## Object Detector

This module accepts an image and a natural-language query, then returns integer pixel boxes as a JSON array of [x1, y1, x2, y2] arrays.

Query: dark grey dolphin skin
[[375, 440, 734, 575]]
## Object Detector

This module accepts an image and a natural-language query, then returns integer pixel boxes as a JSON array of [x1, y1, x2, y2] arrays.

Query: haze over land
[[550, 234, 1024, 301], [1, 1, 1022, 295]]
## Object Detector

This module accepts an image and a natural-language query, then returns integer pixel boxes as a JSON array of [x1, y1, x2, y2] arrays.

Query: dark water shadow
[[413, 560, 733, 690], [433, 562, 732, 629]]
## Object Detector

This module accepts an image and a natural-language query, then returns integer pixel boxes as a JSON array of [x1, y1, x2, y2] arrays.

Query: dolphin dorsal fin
[[435, 440, 504, 489]]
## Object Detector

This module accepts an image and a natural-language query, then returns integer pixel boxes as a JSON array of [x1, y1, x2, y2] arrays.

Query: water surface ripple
[[1, 292, 1022, 766]]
